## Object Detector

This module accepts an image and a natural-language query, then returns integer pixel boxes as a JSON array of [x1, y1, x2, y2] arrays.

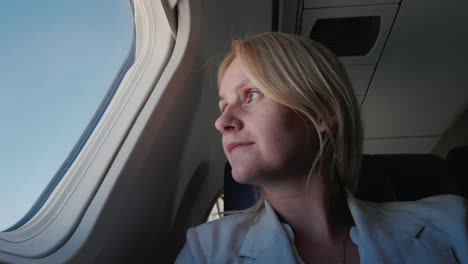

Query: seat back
[[447, 146, 468, 199], [357, 154, 460, 202], [224, 151, 463, 210], [224, 163, 258, 211]]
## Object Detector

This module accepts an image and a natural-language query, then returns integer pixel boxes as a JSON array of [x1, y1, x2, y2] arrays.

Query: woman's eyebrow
[[218, 79, 250, 100]]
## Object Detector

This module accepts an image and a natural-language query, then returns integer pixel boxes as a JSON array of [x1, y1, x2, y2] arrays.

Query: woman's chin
[[231, 166, 258, 185]]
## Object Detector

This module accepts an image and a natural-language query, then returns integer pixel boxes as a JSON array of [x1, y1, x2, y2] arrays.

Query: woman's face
[[215, 58, 318, 186]]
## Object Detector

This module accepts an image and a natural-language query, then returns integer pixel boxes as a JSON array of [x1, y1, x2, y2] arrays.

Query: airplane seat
[[224, 153, 462, 211], [224, 162, 258, 211], [356, 154, 460, 202], [447, 145, 468, 200]]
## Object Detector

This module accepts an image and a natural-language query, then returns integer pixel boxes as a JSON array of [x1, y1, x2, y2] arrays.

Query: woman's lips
[[226, 142, 254, 153]]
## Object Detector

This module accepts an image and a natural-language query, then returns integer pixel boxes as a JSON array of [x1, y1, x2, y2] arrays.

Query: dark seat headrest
[[224, 163, 257, 211], [447, 145, 468, 198], [357, 154, 460, 202], [224, 150, 464, 210]]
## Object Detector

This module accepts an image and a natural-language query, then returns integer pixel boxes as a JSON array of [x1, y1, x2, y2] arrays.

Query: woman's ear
[[317, 118, 328, 133], [317, 115, 337, 132]]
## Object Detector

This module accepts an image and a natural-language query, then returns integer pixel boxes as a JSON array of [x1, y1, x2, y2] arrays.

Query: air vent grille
[[309, 16, 380, 57]]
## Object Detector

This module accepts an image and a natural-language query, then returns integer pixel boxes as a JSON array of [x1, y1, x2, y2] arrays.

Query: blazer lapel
[[238, 192, 454, 264], [346, 191, 428, 264], [239, 201, 298, 263]]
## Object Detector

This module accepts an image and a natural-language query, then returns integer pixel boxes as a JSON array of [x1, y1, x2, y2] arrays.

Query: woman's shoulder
[[369, 194, 467, 231], [190, 210, 258, 237], [373, 194, 466, 215], [188, 211, 258, 249], [359, 195, 468, 262], [176, 211, 259, 263]]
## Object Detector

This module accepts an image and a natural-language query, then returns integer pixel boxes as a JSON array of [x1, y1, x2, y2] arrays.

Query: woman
[[176, 32, 468, 264]]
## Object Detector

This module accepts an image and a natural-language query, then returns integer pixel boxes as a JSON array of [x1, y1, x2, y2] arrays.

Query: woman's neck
[[263, 174, 353, 244]]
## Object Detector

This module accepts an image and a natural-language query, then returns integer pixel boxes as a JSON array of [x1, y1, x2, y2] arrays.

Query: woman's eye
[[248, 90, 261, 101]]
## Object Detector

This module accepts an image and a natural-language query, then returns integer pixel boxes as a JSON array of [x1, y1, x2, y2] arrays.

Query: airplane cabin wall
[[361, 0, 468, 154]]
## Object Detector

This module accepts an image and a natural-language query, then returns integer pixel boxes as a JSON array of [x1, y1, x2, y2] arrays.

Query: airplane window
[[0, 0, 133, 231], [207, 194, 224, 222]]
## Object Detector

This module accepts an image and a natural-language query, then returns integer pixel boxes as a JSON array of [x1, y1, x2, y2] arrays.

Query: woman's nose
[[215, 107, 243, 135]]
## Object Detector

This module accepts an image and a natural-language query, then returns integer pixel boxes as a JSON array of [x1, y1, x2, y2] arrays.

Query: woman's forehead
[[218, 58, 252, 98]]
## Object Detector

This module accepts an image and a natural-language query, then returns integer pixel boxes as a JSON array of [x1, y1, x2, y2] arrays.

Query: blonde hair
[[218, 32, 363, 213]]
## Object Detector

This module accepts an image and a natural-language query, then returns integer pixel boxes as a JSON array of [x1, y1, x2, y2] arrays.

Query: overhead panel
[[361, 0, 468, 141], [284, 0, 468, 154], [309, 16, 381, 57], [300, 4, 398, 102], [304, 0, 400, 9]]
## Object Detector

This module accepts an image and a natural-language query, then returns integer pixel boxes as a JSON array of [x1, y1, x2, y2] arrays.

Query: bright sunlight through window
[[0, 0, 133, 231]]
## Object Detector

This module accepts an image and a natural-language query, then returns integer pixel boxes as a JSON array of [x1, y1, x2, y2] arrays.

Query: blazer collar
[[239, 201, 298, 263], [238, 191, 427, 263], [345, 190, 426, 263]]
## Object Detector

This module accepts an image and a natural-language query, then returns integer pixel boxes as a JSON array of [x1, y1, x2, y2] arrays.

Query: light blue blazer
[[176, 192, 468, 263]]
